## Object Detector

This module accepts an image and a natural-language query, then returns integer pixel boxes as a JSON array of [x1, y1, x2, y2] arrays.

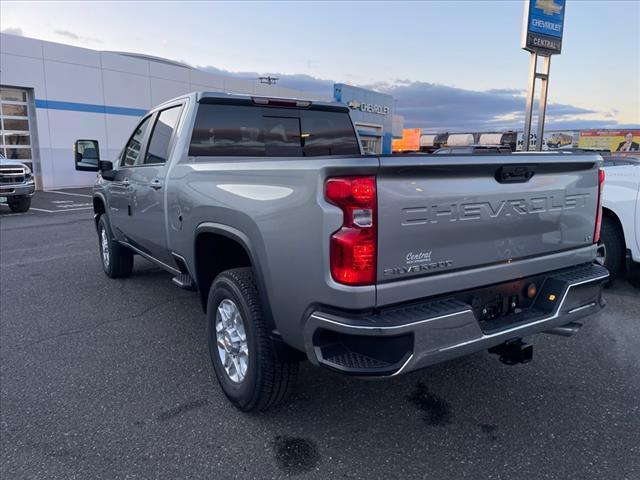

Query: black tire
[[207, 267, 298, 411], [97, 215, 133, 278], [8, 197, 31, 213], [599, 216, 625, 281]]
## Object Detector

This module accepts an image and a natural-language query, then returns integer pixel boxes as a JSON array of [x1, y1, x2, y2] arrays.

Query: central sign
[[522, 0, 565, 55], [347, 100, 390, 116]]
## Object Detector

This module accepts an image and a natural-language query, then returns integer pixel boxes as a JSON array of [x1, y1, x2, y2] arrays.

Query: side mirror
[[100, 161, 116, 181], [74, 139, 100, 172]]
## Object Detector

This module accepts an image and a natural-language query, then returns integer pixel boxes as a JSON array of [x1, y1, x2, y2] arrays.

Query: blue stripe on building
[[35, 99, 147, 117]]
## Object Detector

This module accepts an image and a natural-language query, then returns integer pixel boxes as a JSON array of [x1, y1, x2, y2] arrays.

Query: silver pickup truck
[[75, 92, 608, 411]]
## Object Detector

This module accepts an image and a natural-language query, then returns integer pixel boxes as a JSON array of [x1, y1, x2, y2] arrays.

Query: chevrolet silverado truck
[[0, 153, 35, 212], [74, 92, 609, 411]]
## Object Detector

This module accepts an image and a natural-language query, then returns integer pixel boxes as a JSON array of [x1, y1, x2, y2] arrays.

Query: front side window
[[145, 105, 183, 165], [122, 116, 152, 167]]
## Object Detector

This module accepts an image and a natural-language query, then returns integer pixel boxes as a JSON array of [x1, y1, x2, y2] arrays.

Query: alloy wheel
[[100, 227, 110, 269], [215, 299, 249, 383]]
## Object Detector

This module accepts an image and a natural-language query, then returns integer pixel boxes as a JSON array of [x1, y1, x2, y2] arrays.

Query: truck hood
[[0, 158, 29, 168]]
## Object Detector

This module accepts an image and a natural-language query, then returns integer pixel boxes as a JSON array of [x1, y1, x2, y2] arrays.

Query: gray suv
[[74, 92, 608, 411]]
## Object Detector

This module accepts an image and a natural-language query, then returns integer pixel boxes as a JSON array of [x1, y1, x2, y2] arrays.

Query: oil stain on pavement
[[273, 435, 320, 474], [478, 423, 499, 442], [407, 382, 452, 426]]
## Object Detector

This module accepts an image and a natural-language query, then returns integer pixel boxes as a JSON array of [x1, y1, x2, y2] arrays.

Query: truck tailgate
[[376, 154, 601, 294]]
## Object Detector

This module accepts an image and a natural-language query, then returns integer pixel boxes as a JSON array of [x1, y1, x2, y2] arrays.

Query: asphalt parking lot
[[1, 194, 639, 480]]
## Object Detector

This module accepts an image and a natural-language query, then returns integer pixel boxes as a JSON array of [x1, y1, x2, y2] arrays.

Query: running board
[[172, 274, 196, 291]]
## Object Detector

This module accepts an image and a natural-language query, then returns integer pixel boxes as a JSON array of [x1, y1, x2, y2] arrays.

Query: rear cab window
[[189, 102, 360, 157]]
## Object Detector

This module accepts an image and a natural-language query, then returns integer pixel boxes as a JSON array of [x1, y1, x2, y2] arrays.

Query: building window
[[360, 137, 380, 154], [0, 87, 33, 171]]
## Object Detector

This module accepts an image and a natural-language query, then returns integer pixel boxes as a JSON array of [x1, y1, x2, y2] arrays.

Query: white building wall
[[0, 33, 329, 189]]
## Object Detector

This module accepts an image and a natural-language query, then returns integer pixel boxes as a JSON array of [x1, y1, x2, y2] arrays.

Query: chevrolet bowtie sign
[[522, 0, 565, 55], [348, 100, 390, 116]]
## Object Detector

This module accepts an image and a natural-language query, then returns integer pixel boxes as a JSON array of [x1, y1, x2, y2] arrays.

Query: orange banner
[[392, 128, 421, 152]]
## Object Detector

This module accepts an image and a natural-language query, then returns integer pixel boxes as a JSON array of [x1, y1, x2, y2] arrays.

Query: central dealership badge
[[406, 251, 432, 265], [382, 250, 453, 276], [522, 0, 565, 55]]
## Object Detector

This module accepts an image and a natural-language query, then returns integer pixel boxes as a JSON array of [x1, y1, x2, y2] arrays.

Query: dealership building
[[0, 33, 402, 190]]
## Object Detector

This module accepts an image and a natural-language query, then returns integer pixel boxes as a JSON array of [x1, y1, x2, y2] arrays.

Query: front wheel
[[97, 215, 133, 278], [8, 196, 31, 213], [207, 268, 298, 411]]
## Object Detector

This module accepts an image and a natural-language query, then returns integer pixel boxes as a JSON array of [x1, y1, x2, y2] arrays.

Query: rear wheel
[[97, 215, 133, 278], [597, 216, 625, 281], [8, 196, 31, 213], [207, 267, 298, 411]]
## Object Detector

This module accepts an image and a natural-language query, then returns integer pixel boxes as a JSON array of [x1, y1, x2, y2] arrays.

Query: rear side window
[[189, 104, 359, 157], [145, 105, 183, 164]]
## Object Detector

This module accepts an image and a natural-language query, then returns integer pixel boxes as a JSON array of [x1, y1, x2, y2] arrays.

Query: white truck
[[599, 154, 640, 279]]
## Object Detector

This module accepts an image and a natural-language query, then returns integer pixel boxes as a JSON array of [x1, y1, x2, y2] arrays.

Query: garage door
[[0, 87, 34, 172]]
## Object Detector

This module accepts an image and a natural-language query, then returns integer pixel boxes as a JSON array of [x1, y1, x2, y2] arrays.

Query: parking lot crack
[[7, 297, 190, 351]]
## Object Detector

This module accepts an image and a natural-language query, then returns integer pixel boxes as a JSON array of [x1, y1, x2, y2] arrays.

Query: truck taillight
[[593, 168, 605, 243], [325, 176, 377, 285]]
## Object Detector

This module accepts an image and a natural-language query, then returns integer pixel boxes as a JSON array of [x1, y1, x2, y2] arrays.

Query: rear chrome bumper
[[303, 263, 608, 376]]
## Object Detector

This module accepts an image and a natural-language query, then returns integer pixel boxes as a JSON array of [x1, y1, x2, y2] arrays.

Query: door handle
[[495, 165, 536, 183], [150, 179, 163, 190], [122, 178, 130, 186]]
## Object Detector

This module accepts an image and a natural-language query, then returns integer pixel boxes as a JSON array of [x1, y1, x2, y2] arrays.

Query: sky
[[1, 0, 639, 131]]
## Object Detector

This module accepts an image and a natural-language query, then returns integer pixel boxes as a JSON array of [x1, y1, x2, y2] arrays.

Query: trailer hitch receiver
[[488, 339, 533, 365]]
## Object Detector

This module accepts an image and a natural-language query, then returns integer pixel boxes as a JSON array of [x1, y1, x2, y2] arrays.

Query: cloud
[[55, 29, 79, 40], [195, 65, 633, 131], [1, 27, 23, 36], [198, 65, 334, 99], [54, 29, 103, 44], [377, 81, 602, 131]]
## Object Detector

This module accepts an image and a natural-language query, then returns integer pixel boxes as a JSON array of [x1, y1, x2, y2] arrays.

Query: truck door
[[126, 104, 184, 265], [107, 114, 154, 240]]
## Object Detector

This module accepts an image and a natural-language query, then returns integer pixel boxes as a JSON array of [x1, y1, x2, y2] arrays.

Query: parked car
[[599, 154, 640, 280], [0, 153, 35, 212], [74, 92, 609, 411]]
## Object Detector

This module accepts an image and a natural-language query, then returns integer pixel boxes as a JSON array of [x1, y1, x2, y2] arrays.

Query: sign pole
[[535, 55, 551, 151], [521, 0, 565, 151], [522, 52, 538, 152]]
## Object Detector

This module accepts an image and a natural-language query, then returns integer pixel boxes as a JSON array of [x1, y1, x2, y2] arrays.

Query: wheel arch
[[193, 223, 275, 331], [93, 193, 107, 231], [602, 206, 626, 249]]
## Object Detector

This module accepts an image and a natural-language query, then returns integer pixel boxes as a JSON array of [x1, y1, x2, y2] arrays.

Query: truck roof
[[152, 91, 344, 112]]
